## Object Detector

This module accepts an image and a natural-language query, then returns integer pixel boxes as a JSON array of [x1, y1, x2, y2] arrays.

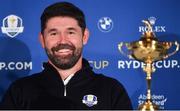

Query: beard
[[45, 43, 82, 70]]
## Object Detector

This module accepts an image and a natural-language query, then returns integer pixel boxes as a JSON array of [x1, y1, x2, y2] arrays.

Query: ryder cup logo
[[1, 15, 24, 38], [82, 94, 98, 107], [98, 17, 113, 32]]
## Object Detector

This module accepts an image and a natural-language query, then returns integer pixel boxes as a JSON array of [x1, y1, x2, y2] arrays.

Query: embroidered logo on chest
[[82, 94, 98, 107]]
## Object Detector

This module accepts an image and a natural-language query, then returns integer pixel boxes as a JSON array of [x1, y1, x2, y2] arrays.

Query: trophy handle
[[164, 41, 179, 59], [118, 42, 134, 59]]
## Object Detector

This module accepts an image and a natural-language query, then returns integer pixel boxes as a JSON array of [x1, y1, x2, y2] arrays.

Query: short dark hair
[[40, 2, 86, 34]]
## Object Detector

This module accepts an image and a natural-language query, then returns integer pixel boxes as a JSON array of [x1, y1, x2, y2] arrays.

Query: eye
[[68, 31, 75, 35], [50, 32, 57, 36]]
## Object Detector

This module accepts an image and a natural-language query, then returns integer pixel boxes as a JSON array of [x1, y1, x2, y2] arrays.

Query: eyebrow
[[67, 27, 78, 32], [46, 28, 57, 34]]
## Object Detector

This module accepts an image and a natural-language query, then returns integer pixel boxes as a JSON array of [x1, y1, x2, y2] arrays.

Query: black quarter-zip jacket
[[0, 59, 133, 110]]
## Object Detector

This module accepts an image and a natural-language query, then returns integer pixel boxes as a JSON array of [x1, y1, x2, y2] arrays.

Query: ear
[[39, 32, 45, 48], [82, 28, 89, 45]]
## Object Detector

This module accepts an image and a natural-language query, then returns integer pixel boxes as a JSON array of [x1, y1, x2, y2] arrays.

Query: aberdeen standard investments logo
[[138, 94, 167, 109], [97, 17, 113, 32], [1, 15, 24, 38]]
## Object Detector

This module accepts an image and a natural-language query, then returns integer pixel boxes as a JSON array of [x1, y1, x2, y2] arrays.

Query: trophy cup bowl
[[118, 20, 179, 110]]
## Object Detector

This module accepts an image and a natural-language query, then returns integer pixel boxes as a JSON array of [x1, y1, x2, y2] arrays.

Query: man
[[0, 2, 132, 109]]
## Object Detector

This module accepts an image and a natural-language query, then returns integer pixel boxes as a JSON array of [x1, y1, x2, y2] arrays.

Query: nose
[[58, 33, 68, 44]]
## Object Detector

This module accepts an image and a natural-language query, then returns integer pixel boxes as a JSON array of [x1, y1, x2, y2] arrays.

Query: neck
[[49, 57, 83, 80]]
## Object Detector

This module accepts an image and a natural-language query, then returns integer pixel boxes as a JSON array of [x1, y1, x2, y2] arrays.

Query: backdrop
[[0, 0, 180, 109]]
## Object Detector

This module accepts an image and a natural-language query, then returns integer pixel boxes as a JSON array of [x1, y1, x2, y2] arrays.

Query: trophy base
[[138, 100, 159, 111]]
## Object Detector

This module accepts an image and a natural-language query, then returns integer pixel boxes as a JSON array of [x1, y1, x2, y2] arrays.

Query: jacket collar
[[40, 58, 94, 97], [42, 58, 93, 80]]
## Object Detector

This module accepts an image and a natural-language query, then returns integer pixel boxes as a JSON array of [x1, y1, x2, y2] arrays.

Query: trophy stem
[[146, 63, 152, 101], [138, 60, 159, 111], [147, 77, 151, 101]]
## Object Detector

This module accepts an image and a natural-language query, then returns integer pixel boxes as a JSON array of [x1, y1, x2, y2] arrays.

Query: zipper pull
[[64, 85, 66, 96]]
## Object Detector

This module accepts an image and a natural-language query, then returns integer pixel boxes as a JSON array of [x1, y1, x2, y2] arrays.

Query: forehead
[[46, 16, 79, 29]]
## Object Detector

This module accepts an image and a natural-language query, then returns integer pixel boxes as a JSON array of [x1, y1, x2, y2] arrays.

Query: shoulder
[[0, 73, 45, 108], [93, 73, 125, 90], [8, 72, 44, 92], [13, 72, 43, 85], [93, 73, 122, 85]]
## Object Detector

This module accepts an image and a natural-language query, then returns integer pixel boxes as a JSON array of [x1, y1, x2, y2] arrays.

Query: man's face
[[40, 16, 89, 69]]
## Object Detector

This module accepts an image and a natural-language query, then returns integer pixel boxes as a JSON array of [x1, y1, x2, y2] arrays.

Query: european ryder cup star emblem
[[82, 94, 98, 107], [1, 15, 24, 38]]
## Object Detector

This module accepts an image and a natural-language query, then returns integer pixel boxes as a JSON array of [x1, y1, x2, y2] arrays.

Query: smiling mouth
[[55, 49, 73, 55]]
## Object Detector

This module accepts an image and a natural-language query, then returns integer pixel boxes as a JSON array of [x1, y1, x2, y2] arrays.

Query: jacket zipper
[[64, 85, 67, 96], [63, 74, 74, 97]]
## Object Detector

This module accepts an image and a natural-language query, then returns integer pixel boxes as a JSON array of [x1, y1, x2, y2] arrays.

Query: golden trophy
[[118, 20, 179, 110]]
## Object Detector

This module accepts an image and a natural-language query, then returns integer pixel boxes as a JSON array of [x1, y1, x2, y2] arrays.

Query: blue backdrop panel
[[0, 0, 180, 109]]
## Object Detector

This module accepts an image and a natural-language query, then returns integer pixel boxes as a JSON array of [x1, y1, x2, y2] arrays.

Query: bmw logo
[[97, 17, 113, 32]]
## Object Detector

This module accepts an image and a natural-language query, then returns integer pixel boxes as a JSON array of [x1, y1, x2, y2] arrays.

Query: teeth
[[57, 49, 71, 53]]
